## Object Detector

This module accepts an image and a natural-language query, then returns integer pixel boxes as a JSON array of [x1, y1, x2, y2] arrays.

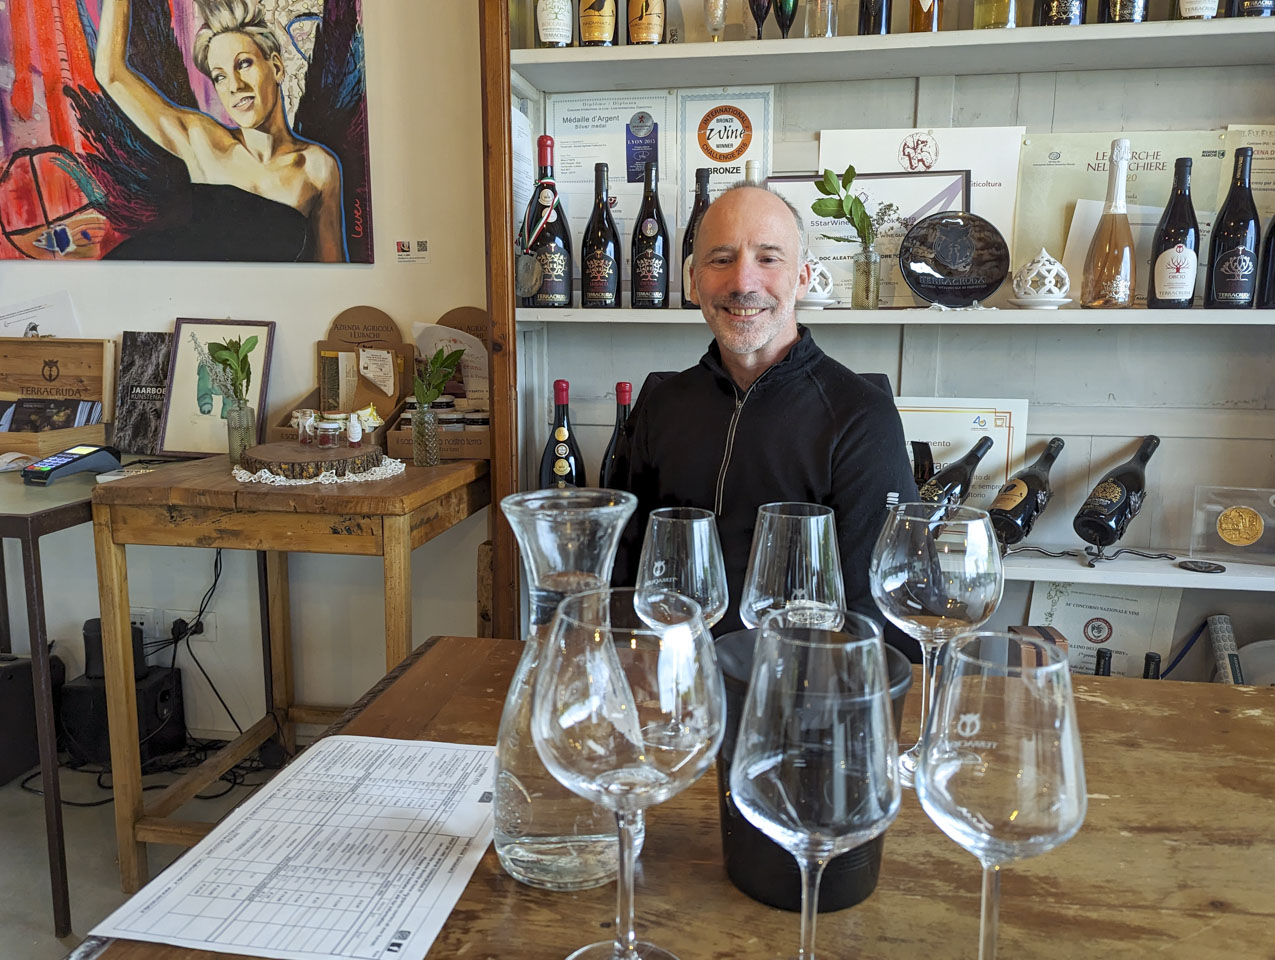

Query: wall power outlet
[[163, 609, 217, 643]]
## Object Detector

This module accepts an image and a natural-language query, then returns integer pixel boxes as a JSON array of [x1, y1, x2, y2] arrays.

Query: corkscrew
[[1082, 544, 1178, 567], [1001, 543, 1083, 560]]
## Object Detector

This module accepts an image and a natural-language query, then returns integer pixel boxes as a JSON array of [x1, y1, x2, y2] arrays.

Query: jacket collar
[[700, 324, 822, 392]]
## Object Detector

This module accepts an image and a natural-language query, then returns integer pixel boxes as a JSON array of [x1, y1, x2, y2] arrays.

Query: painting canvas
[[0, 0, 372, 263]]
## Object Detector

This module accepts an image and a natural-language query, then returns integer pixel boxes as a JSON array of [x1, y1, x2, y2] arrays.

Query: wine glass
[[749, 0, 773, 38], [704, 0, 728, 40], [731, 606, 901, 960], [916, 632, 1087, 960], [740, 502, 845, 629], [635, 507, 728, 629], [532, 587, 725, 960], [869, 502, 1003, 787], [774, 0, 799, 37]]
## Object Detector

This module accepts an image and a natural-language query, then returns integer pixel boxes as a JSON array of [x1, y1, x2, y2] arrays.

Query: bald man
[[618, 185, 919, 655]]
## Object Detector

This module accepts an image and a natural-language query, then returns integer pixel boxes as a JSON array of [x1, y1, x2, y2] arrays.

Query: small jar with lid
[[464, 411, 490, 431], [430, 396, 456, 412], [438, 411, 466, 432], [315, 420, 343, 449]]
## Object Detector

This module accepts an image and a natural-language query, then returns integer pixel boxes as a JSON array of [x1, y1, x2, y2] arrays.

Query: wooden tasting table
[[77, 635, 1275, 960], [89, 456, 490, 894]]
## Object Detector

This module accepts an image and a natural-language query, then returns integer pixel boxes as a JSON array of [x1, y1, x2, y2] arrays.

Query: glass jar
[[464, 412, 490, 431], [412, 409, 441, 467], [225, 400, 256, 465], [853, 247, 882, 310], [315, 421, 343, 449], [438, 411, 466, 432]]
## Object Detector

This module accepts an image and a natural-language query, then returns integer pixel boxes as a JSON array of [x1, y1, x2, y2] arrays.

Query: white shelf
[[517, 307, 1275, 326], [510, 20, 1275, 93], [1004, 547, 1275, 592]]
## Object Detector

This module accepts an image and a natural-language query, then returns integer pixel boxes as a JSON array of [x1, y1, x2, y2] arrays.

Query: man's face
[[690, 187, 811, 361]]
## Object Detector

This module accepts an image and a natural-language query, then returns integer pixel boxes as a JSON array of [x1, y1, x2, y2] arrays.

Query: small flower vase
[[412, 409, 440, 467], [853, 247, 881, 310], [225, 400, 255, 466]]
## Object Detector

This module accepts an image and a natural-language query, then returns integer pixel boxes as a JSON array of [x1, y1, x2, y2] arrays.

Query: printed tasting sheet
[[92, 736, 495, 960]]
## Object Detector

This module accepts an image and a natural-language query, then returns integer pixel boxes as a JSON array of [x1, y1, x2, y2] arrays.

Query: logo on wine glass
[[956, 713, 981, 738], [697, 106, 753, 164], [898, 133, 939, 172]]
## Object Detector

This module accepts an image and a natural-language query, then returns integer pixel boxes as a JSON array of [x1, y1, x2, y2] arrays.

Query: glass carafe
[[495, 487, 642, 890]]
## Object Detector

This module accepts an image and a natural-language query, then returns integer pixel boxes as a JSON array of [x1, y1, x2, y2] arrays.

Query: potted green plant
[[192, 332, 258, 464], [412, 346, 465, 467], [810, 164, 900, 310]]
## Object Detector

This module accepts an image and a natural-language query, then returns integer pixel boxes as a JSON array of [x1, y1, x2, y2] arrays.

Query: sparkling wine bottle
[[1098, 0, 1146, 20], [631, 161, 670, 309], [1147, 158, 1199, 309], [538, 380, 587, 489], [682, 168, 711, 309], [519, 136, 573, 309], [989, 438, 1065, 548], [1072, 435, 1160, 549], [974, 0, 1017, 27], [918, 436, 994, 506], [1034, 0, 1086, 23], [535, 0, 573, 46], [1082, 138, 1135, 309], [859, 0, 892, 32], [1205, 147, 1260, 309], [578, 0, 618, 45], [582, 163, 621, 309], [628, 0, 666, 43], [1258, 218, 1275, 309], [598, 381, 632, 488], [910, 0, 943, 30]]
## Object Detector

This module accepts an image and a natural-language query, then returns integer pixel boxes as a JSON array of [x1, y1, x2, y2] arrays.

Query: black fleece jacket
[[615, 327, 921, 660]]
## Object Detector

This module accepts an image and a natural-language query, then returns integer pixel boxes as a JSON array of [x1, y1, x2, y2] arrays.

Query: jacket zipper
[[714, 380, 759, 515]]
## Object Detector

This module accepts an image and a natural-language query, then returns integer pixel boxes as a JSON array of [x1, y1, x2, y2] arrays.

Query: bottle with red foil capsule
[[538, 379, 586, 489], [599, 381, 632, 488], [518, 136, 573, 309]]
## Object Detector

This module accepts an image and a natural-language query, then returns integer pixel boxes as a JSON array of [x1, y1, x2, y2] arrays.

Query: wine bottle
[[1174, 0, 1217, 17], [1098, 0, 1146, 19], [1143, 652, 1162, 679], [631, 161, 670, 309], [745, 159, 764, 184], [519, 136, 573, 309], [918, 436, 994, 506], [911, 440, 935, 486], [510, 0, 533, 48], [599, 381, 632, 488], [628, 0, 666, 43], [1034, 0, 1085, 23], [535, 0, 573, 46], [974, 0, 1017, 28], [1072, 435, 1160, 548], [1233, 0, 1274, 14], [1205, 147, 1260, 309], [538, 379, 586, 489], [1094, 648, 1113, 677], [989, 437, 1065, 547], [1147, 158, 1199, 309], [859, 0, 892, 33], [1258, 218, 1275, 309], [1082, 138, 1135, 309], [682, 168, 711, 310], [582, 163, 621, 309], [579, 0, 618, 45], [910, 0, 943, 30]]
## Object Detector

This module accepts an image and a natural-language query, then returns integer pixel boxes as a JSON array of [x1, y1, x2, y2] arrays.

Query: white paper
[[1061, 200, 1217, 307], [358, 348, 396, 398], [91, 736, 495, 960], [1028, 582, 1182, 678], [511, 106, 535, 241], [413, 323, 489, 402], [0, 291, 82, 338], [894, 397, 1030, 508]]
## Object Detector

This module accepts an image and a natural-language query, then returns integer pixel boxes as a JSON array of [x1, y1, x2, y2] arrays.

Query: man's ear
[[795, 257, 813, 300], [687, 262, 700, 305]]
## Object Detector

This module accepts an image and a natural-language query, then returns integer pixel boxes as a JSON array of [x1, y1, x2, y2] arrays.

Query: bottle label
[[554, 442, 569, 457], [633, 249, 667, 302], [917, 0, 935, 11], [991, 479, 1028, 511], [1239, 0, 1274, 10], [580, 0, 616, 41], [538, 188, 555, 207], [1178, 0, 1215, 14], [918, 480, 947, 503], [640, 217, 659, 238], [553, 458, 571, 477], [629, 0, 665, 41], [1211, 245, 1256, 301], [533, 249, 570, 306], [582, 251, 618, 304], [1109, 0, 1146, 19], [1154, 244, 1197, 300], [554, 426, 569, 442], [1081, 479, 1126, 517], [1041, 0, 1081, 20], [682, 255, 694, 303], [537, 0, 572, 43]]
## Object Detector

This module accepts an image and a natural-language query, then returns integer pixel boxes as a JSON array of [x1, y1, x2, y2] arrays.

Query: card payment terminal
[[21, 445, 123, 485]]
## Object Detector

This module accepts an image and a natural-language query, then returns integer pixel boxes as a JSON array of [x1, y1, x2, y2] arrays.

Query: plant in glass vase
[[411, 346, 465, 467], [192, 333, 258, 465], [811, 164, 900, 310]]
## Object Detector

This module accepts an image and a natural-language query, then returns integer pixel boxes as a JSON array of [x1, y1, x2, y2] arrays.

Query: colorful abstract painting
[[0, 0, 371, 263]]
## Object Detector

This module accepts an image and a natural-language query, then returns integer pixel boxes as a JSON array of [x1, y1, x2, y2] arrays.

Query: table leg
[[263, 551, 295, 755], [92, 503, 147, 893], [0, 540, 11, 653], [20, 534, 70, 937], [383, 514, 412, 671]]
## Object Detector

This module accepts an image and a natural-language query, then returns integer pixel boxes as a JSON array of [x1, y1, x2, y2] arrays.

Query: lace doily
[[233, 458, 407, 485], [925, 300, 998, 311]]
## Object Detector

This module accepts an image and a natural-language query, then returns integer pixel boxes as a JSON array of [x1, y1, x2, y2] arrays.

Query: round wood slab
[[240, 441, 384, 480]]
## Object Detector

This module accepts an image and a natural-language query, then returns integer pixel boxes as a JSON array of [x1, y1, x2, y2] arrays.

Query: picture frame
[[159, 318, 276, 458], [766, 170, 972, 306]]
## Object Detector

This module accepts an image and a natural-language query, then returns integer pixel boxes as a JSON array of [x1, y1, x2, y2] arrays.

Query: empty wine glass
[[916, 632, 1087, 960], [774, 0, 799, 37], [636, 507, 728, 629], [731, 607, 901, 960], [749, 0, 773, 38], [740, 502, 845, 630], [869, 502, 1003, 786], [533, 587, 725, 960], [704, 0, 728, 39]]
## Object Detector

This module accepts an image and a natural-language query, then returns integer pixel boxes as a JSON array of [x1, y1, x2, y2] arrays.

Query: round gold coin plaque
[[1216, 505, 1264, 547]]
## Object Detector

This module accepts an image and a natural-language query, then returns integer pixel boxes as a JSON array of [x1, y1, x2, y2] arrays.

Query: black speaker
[[0, 653, 66, 785], [59, 666, 185, 766], [82, 618, 148, 681]]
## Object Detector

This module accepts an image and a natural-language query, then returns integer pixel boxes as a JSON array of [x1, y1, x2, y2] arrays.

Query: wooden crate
[[0, 337, 116, 455]]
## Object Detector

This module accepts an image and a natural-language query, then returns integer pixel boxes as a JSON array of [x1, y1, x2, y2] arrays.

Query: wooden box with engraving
[[0, 337, 116, 456]]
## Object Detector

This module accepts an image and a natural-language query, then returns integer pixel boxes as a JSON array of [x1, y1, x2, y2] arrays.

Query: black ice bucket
[[715, 628, 913, 913]]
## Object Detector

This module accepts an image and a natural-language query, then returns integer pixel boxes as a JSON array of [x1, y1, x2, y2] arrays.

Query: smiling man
[[618, 184, 919, 653]]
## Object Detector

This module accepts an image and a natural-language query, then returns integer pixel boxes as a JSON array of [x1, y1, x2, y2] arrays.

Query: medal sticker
[[516, 253, 543, 297], [626, 112, 658, 184], [1217, 505, 1264, 547], [641, 218, 659, 238], [554, 426, 569, 442]]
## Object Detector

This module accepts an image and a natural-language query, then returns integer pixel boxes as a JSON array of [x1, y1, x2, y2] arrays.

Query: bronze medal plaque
[[1216, 505, 1264, 547]]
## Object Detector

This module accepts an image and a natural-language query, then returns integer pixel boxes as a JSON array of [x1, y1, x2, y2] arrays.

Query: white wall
[[2, 2, 490, 735]]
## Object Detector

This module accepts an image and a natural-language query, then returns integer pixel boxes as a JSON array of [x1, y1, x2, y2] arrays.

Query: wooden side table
[[90, 456, 490, 893]]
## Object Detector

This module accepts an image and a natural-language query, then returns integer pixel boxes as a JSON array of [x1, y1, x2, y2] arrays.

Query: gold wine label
[[628, 0, 664, 41], [580, 0, 616, 40], [554, 426, 569, 442], [918, 480, 943, 503], [1217, 506, 1263, 547], [553, 458, 571, 476], [991, 479, 1028, 511]]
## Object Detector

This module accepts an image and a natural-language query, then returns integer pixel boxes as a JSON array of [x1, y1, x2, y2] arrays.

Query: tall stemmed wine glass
[[916, 632, 1087, 960], [740, 502, 845, 629], [533, 588, 725, 960], [774, 0, 799, 37], [731, 607, 901, 960], [749, 0, 773, 38], [636, 507, 728, 630], [869, 502, 1003, 786]]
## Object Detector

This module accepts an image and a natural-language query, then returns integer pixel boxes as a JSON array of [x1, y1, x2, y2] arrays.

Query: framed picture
[[159, 318, 276, 458], [767, 170, 971, 306]]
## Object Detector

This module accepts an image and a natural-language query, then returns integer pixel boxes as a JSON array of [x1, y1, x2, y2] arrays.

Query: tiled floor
[[0, 764, 255, 959]]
